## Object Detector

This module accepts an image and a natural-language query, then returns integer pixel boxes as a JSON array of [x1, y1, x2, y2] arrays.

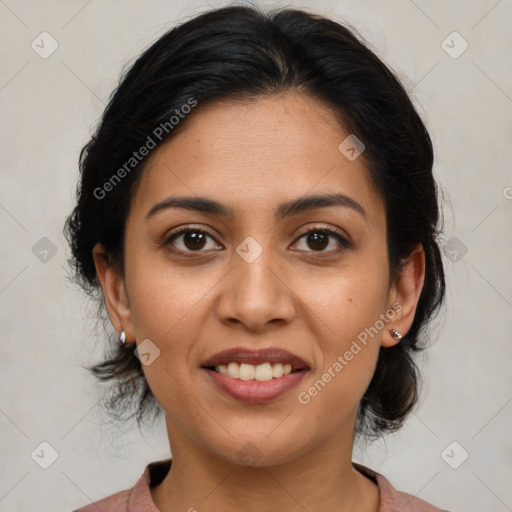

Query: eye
[[163, 224, 351, 255], [164, 225, 222, 253], [292, 225, 351, 253]]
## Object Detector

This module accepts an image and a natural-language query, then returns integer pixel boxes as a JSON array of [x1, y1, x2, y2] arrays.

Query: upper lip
[[201, 347, 310, 371]]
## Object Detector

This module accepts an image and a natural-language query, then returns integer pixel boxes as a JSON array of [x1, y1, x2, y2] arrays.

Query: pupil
[[308, 232, 328, 250], [184, 232, 206, 250]]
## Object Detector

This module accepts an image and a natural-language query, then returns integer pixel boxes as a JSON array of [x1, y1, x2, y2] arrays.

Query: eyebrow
[[145, 192, 367, 221]]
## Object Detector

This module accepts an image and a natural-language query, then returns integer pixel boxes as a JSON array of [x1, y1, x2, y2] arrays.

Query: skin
[[93, 91, 425, 512]]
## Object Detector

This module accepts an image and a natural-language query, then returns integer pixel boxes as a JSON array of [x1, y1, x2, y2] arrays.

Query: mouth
[[200, 347, 310, 402], [200, 347, 310, 378]]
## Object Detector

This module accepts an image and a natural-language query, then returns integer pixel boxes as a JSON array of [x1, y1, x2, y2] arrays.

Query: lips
[[200, 347, 310, 371]]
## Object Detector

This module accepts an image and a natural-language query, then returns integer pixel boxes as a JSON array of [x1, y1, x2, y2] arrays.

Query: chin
[[203, 426, 312, 469]]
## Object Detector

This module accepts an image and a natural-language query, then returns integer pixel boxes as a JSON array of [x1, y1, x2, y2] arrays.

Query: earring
[[119, 330, 126, 344], [390, 329, 402, 341]]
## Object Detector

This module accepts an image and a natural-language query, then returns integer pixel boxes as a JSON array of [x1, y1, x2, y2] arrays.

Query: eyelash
[[163, 224, 352, 256]]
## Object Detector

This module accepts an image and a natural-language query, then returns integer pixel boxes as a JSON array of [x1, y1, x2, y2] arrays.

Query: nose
[[216, 245, 296, 332]]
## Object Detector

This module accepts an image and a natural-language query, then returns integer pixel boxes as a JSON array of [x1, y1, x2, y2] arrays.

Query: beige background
[[1, 1, 511, 511]]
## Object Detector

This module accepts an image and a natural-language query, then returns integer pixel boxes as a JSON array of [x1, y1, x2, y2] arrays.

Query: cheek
[[297, 287, 384, 426], [126, 250, 216, 340], [124, 254, 242, 409], [305, 258, 390, 343], [298, 259, 388, 405], [125, 264, 210, 422]]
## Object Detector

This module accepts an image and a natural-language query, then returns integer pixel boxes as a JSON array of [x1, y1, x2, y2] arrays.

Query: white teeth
[[255, 363, 273, 381], [226, 362, 239, 378], [239, 363, 255, 380], [272, 363, 284, 378], [215, 362, 296, 380]]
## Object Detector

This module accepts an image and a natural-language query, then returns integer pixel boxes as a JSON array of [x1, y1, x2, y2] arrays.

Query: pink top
[[72, 459, 449, 511]]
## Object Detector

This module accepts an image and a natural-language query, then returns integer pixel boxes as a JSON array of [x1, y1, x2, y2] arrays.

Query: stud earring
[[390, 329, 402, 341], [119, 330, 126, 344]]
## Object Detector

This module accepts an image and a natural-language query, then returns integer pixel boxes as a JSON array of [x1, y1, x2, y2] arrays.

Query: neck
[[151, 417, 380, 512]]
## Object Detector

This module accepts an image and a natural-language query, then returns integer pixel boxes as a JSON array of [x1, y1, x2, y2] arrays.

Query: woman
[[65, 4, 448, 511]]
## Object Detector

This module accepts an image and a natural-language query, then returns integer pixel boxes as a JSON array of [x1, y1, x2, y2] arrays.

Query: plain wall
[[1, 1, 511, 511]]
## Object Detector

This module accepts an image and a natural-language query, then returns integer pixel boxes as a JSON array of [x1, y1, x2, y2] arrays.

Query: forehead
[[130, 92, 384, 223]]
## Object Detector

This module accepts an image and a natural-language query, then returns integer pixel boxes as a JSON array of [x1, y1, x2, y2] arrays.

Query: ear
[[381, 243, 426, 348], [92, 243, 135, 343]]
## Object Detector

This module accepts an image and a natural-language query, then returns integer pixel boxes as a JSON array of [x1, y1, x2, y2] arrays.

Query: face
[[95, 91, 423, 467]]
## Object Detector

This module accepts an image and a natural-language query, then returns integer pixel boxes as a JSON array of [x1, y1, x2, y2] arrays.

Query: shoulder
[[72, 489, 131, 511], [354, 463, 451, 512], [378, 479, 451, 512], [70, 459, 171, 512]]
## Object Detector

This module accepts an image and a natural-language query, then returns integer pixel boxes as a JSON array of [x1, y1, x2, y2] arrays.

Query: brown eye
[[293, 227, 351, 253], [181, 231, 208, 251], [305, 232, 329, 251], [165, 227, 221, 253]]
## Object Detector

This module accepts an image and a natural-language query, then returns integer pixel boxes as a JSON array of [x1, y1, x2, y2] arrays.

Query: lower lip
[[202, 368, 309, 403]]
